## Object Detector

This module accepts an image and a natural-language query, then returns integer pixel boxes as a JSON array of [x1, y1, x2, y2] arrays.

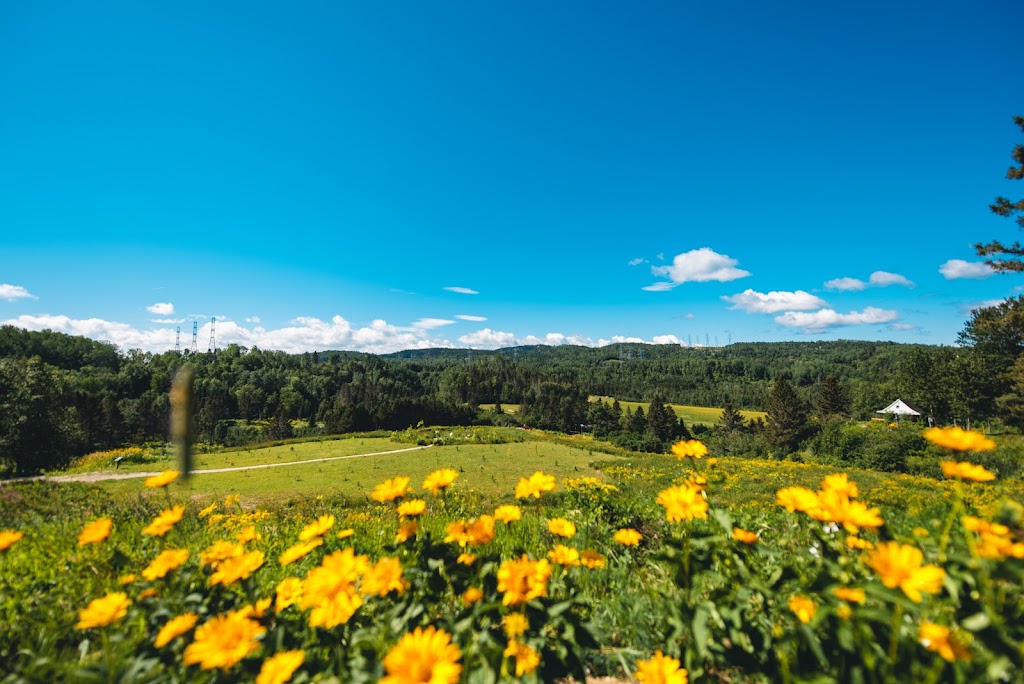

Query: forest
[[1, 294, 1022, 475]]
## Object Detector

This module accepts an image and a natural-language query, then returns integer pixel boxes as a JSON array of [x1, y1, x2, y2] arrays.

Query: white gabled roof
[[876, 398, 922, 416]]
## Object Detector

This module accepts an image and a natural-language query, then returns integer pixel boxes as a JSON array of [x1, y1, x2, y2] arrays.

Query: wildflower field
[[1, 427, 1022, 682]]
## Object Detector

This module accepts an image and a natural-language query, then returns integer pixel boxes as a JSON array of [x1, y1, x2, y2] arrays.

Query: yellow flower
[[396, 520, 419, 543], [256, 650, 305, 684], [142, 504, 185, 537], [494, 505, 522, 523], [118, 573, 137, 585], [504, 640, 540, 677], [833, 587, 865, 604], [547, 518, 577, 538], [846, 536, 875, 550], [866, 541, 946, 603], [614, 528, 643, 546], [422, 468, 459, 495], [144, 470, 180, 488], [77, 517, 113, 546], [919, 622, 971, 662], [939, 460, 996, 482], [154, 613, 198, 648], [657, 484, 708, 522], [548, 544, 581, 566], [372, 476, 411, 502], [497, 555, 551, 606], [671, 439, 708, 459], [142, 548, 190, 581], [397, 499, 427, 518], [381, 626, 462, 684], [731, 528, 758, 544], [279, 538, 323, 566], [913, 527, 930, 537], [514, 471, 557, 499], [580, 550, 607, 569], [635, 650, 688, 684], [183, 610, 266, 671], [337, 528, 356, 539], [503, 612, 529, 639], [299, 514, 335, 541], [139, 588, 159, 599], [445, 516, 495, 547], [275, 577, 304, 612], [462, 587, 483, 604], [302, 548, 369, 629], [209, 550, 265, 586], [201, 540, 245, 568], [224, 494, 240, 507], [776, 487, 819, 513], [788, 595, 816, 623], [457, 553, 476, 565], [199, 503, 218, 519], [362, 557, 409, 597], [0, 529, 24, 551], [837, 604, 852, 620], [238, 598, 273, 619], [76, 592, 131, 629], [924, 426, 995, 452], [821, 473, 858, 498]]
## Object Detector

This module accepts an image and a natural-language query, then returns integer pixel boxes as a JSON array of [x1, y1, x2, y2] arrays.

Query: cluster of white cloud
[[443, 286, 479, 295], [939, 259, 995, 280], [146, 302, 175, 315], [644, 248, 750, 291], [2, 312, 696, 355], [824, 271, 915, 291], [720, 287, 903, 333], [0, 284, 37, 301]]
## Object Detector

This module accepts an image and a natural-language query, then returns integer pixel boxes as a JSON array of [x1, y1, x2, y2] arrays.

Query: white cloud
[[641, 282, 678, 292], [146, 302, 174, 315], [151, 318, 185, 324], [652, 334, 685, 345], [958, 299, 1007, 315], [443, 286, 479, 295], [869, 271, 915, 288], [685, 313, 695, 319], [628, 258, 645, 266], [722, 289, 827, 314], [412, 318, 455, 329], [773, 307, 900, 333], [0, 284, 37, 301], [891, 323, 915, 331], [455, 314, 487, 322], [824, 277, 867, 292], [458, 328, 517, 348], [939, 259, 996, 280], [599, 335, 647, 345], [649, 248, 751, 287], [245, 316, 261, 324]]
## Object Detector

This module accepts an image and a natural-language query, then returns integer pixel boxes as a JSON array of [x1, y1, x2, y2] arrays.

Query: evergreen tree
[[646, 396, 674, 443], [627, 405, 647, 435], [717, 400, 745, 432], [765, 375, 808, 451], [975, 116, 1024, 272], [816, 375, 851, 421]]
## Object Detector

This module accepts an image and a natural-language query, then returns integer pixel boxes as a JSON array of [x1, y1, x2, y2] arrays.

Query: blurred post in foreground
[[171, 366, 194, 481]]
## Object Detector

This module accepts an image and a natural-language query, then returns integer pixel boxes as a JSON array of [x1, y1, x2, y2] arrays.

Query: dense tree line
[[2, 300, 1022, 474]]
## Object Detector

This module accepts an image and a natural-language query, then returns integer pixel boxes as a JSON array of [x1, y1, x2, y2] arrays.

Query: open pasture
[[590, 395, 767, 425]]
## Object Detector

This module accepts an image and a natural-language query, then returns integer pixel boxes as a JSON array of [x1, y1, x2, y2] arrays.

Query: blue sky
[[1, 1, 1022, 354]]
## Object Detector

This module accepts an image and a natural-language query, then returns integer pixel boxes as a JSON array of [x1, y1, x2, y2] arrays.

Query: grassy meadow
[[1, 427, 1023, 682], [589, 396, 767, 425]]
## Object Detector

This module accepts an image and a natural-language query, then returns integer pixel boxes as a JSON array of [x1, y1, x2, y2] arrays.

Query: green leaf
[[960, 611, 990, 631]]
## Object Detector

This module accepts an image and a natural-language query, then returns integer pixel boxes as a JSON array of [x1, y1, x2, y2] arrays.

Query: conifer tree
[[816, 374, 851, 421], [765, 375, 808, 451], [646, 395, 674, 442], [975, 116, 1024, 272], [627, 405, 647, 435], [717, 400, 745, 432]]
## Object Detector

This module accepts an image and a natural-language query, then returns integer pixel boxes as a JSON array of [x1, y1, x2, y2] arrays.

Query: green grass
[[94, 438, 619, 505], [590, 395, 767, 425], [477, 403, 520, 414]]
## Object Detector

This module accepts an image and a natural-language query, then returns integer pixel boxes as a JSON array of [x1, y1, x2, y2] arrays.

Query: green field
[[590, 395, 767, 425], [91, 435, 618, 504]]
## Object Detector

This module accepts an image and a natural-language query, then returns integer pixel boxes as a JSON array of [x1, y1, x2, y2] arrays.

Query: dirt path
[[2, 444, 433, 485]]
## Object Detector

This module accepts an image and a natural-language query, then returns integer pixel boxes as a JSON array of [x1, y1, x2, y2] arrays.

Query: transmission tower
[[705, 333, 710, 348], [190, 322, 198, 353], [207, 317, 217, 353], [687, 334, 692, 347], [727, 331, 732, 345], [175, 326, 180, 353]]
